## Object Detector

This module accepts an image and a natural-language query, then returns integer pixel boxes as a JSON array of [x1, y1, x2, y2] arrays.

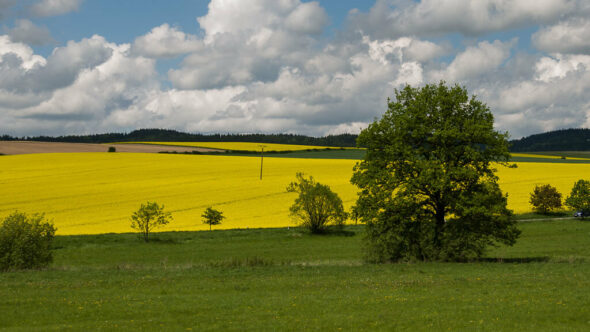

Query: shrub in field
[[108, 146, 116, 152], [130, 202, 172, 242], [287, 172, 347, 233], [202, 207, 224, 231], [352, 82, 520, 262], [530, 184, 562, 214], [565, 179, 590, 218], [0, 212, 56, 271]]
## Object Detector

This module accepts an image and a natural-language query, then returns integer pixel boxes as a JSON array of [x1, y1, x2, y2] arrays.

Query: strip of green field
[[116, 141, 351, 152], [116, 141, 590, 163], [521, 151, 590, 159], [509, 156, 590, 163], [266, 150, 590, 163], [1, 220, 589, 330]]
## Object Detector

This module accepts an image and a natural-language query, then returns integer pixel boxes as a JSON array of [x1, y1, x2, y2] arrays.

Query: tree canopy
[[202, 207, 225, 231], [130, 202, 172, 242], [351, 82, 520, 262]]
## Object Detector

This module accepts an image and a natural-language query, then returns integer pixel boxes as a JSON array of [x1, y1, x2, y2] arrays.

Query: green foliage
[[565, 179, 590, 217], [107, 146, 116, 152], [0, 211, 56, 271], [202, 207, 225, 231], [130, 202, 172, 242], [529, 184, 562, 214], [352, 82, 520, 262], [286, 172, 348, 233]]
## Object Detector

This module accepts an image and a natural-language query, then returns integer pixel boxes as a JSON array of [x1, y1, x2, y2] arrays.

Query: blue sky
[[1, 0, 589, 138]]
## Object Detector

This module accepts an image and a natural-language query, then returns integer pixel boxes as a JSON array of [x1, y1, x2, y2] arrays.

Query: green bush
[[530, 184, 562, 214], [286, 172, 347, 234], [108, 146, 116, 152], [566, 179, 590, 217], [0, 212, 56, 271]]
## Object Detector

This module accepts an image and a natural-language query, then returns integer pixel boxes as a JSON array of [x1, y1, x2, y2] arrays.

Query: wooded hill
[[509, 128, 590, 152]]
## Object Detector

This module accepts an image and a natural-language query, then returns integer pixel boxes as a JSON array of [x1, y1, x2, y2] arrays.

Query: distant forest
[[509, 128, 590, 152], [0, 129, 358, 147], [2, 127, 589, 151]]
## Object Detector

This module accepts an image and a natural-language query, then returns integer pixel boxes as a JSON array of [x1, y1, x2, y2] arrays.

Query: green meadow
[[1, 219, 589, 331]]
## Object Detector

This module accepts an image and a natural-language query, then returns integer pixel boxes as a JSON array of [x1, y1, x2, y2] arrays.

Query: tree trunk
[[433, 205, 445, 251]]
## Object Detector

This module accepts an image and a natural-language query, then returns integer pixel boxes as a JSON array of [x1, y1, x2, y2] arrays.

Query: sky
[[1, 0, 589, 139]]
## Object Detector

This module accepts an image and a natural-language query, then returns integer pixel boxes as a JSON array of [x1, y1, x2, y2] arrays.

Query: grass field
[[267, 150, 590, 163], [1, 152, 589, 235], [522, 151, 590, 159], [511, 153, 590, 161], [1, 220, 589, 330]]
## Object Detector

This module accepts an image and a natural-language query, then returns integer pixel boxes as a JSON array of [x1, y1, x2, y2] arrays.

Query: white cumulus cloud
[[533, 17, 590, 54], [7, 19, 53, 45], [349, 0, 585, 39], [29, 0, 81, 17], [132, 24, 202, 58]]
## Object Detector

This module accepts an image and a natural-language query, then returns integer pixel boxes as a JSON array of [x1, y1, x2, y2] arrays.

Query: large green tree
[[351, 82, 520, 262]]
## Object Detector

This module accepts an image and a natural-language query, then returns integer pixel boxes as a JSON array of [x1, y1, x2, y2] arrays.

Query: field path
[[0, 141, 221, 155]]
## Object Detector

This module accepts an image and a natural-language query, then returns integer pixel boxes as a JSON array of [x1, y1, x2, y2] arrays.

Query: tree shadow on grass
[[303, 228, 357, 237], [144, 237, 180, 244], [474, 256, 550, 263]]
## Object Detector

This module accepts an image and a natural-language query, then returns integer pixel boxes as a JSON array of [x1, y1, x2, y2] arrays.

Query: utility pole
[[259, 145, 266, 180]]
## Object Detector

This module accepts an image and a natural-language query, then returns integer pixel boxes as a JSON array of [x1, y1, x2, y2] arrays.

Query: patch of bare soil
[[0, 141, 223, 155]]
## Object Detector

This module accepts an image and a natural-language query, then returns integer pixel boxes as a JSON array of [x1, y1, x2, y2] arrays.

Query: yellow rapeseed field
[[117, 141, 338, 152], [1, 153, 588, 235]]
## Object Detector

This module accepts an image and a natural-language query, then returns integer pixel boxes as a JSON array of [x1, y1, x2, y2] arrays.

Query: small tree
[[202, 207, 224, 231], [565, 179, 590, 218], [286, 172, 348, 233], [130, 202, 172, 242], [529, 184, 562, 214], [0, 212, 56, 271], [108, 146, 116, 152]]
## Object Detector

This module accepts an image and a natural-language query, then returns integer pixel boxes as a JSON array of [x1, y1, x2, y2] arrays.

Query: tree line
[[1, 129, 358, 147]]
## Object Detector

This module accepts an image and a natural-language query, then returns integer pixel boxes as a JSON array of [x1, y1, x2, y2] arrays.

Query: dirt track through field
[[0, 141, 222, 155]]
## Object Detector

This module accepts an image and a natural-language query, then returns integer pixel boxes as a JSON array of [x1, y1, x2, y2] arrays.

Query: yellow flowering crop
[[116, 141, 340, 152], [495, 162, 589, 213], [1, 153, 588, 235], [0, 153, 357, 235]]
